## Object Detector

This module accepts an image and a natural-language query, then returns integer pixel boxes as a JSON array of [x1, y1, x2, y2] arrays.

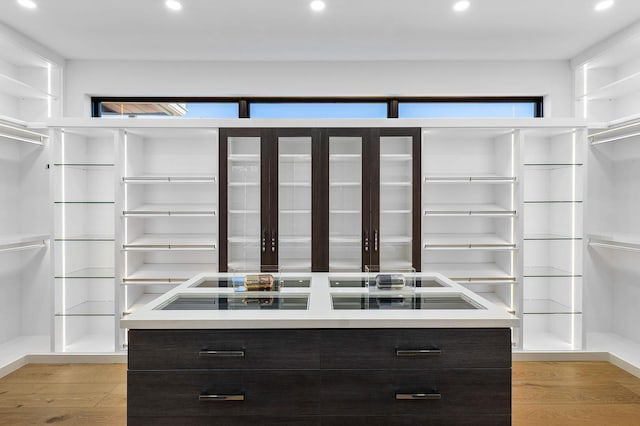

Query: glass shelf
[[523, 298, 581, 315], [524, 163, 583, 168], [424, 204, 516, 216], [524, 234, 582, 241], [55, 235, 114, 242], [422, 262, 515, 282], [229, 182, 260, 187], [380, 181, 411, 187], [55, 201, 115, 205], [123, 175, 216, 184], [280, 182, 311, 187], [54, 163, 114, 168], [122, 204, 217, 216], [55, 267, 115, 279], [56, 301, 115, 317], [523, 266, 581, 278], [330, 182, 360, 187], [229, 154, 260, 162], [424, 175, 516, 184], [524, 200, 583, 204], [123, 234, 216, 251]]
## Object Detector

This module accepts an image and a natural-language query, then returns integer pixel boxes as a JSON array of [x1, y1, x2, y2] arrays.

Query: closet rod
[[589, 240, 640, 253], [591, 130, 640, 145], [590, 120, 640, 138], [0, 122, 48, 138]]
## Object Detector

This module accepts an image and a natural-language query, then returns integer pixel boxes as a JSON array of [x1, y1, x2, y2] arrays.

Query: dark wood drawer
[[319, 369, 511, 417], [128, 416, 321, 426], [319, 415, 510, 426], [128, 370, 320, 417], [320, 328, 511, 369], [128, 329, 320, 370]]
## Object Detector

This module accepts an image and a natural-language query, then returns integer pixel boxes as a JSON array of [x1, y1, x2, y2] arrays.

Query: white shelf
[[229, 182, 260, 187], [0, 233, 48, 253], [330, 236, 361, 244], [279, 237, 312, 244], [423, 204, 516, 216], [229, 154, 260, 162], [523, 266, 581, 277], [124, 234, 216, 250], [228, 237, 261, 244], [589, 234, 640, 253], [123, 204, 217, 216], [125, 294, 163, 315], [523, 298, 577, 314], [280, 154, 311, 161], [381, 210, 411, 214], [0, 72, 51, 100], [330, 210, 360, 214], [329, 154, 360, 161], [587, 332, 640, 373], [475, 292, 513, 314], [380, 181, 411, 187], [380, 154, 412, 161], [280, 209, 312, 214], [330, 182, 360, 187], [0, 336, 50, 372], [123, 263, 217, 283], [229, 209, 259, 214], [423, 233, 515, 250], [56, 300, 115, 317], [424, 175, 516, 184], [123, 175, 216, 184], [422, 262, 515, 282], [587, 71, 640, 101], [280, 182, 311, 187]]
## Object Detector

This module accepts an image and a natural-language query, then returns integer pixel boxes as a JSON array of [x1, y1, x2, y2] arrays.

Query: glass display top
[[190, 277, 311, 289], [329, 278, 448, 288], [156, 293, 309, 311], [331, 293, 484, 310]]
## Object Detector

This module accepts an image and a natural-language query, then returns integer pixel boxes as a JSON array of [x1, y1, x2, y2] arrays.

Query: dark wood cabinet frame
[[219, 127, 421, 272]]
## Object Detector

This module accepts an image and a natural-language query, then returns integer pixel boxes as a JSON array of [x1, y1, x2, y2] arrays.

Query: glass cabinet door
[[278, 135, 312, 271], [379, 135, 414, 270], [227, 135, 261, 271], [329, 135, 363, 271]]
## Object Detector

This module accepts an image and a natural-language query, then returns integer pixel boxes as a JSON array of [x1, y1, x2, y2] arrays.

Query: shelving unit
[[421, 128, 520, 344], [574, 32, 640, 125], [585, 119, 640, 368], [51, 127, 116, 353], [119, 127, 218, 348], [521, 128, 585, 351]]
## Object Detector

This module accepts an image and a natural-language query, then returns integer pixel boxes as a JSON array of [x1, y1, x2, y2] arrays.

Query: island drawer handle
[[199, 350, 245, 358], [395, 349, 442, 356], [396, 392, 441, 400], [199, 394, 245, 402]]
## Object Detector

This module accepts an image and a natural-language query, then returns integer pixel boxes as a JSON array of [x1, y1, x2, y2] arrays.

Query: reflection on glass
[[331, 294, 483, 310], [157, 294, 309, 310]]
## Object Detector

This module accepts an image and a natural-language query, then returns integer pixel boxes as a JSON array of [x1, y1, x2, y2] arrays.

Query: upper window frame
[[91, 96, 543, 119]]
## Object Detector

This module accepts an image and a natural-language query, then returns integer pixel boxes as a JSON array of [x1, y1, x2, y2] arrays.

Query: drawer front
[[128, 416, 321, 426], [128, 370, 320, 417], [320, 328, 511, 369], [320, 369, 511, 417], [128, 329, 320, 370], [319, 415, 511, 426]]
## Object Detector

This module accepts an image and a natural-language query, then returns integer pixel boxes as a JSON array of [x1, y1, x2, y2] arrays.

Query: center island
[[122, 272, 519, 426]]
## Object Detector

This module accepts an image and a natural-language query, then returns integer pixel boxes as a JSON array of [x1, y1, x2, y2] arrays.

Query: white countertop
[[121, 272, 519, 329]]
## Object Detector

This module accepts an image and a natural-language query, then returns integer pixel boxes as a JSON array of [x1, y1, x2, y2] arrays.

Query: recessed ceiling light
[[17, 0, 37, 9], [595, 1, 614, 11], [310, 1, 326, 12], [165, 0, 182, 11], [453, 1, 470, 12]]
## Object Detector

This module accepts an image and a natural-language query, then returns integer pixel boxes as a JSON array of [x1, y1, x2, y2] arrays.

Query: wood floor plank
[[514, 403, 640, 426], [0, 364, 126, 385], [0, 407, 126, 426]]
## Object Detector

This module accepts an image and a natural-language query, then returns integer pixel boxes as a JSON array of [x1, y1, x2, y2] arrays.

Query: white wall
[[64, 60, 574, 118]]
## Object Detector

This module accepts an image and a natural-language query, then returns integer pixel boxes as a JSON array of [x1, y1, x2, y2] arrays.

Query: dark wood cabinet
[[219, 127, 421, 273], [128, 328, 511, 424]]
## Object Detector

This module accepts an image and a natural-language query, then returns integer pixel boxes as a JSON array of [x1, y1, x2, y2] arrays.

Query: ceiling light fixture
[[595, 1, 614, 11], [165, 0, 182, 11], [310, 1, 326, 12], [17, 0, 37, 9], [453, 1, 470, 12]]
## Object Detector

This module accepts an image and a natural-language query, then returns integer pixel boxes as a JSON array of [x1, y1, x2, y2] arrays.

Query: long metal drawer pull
[[395, 349, 442, 356], [198, 350, 245, 358], [396, 392, 441, 400], [199, 394, 245, 402]]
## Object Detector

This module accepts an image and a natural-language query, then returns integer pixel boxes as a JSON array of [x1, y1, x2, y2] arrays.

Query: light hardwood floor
[[0, 361, 639, 425]]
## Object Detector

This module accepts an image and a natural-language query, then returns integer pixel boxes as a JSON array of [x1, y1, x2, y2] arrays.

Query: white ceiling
[[2, 0, 640, 61]]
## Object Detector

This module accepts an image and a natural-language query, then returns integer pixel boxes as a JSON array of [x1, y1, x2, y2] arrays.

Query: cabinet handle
[[364, 230, 369, 252], [396, 392, 441, 401], [374, 229, 378, 252], [395, 349, 442, 357], [199, 350, 245, 358], [199, 394, 245, 402], [262, 232, 267, 253], [271, 231, 276, 253]]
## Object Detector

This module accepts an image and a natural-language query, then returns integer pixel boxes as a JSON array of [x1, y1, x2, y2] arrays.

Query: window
[[249, 102, 387, 119], [92, 97, 543, 119], [398, 99, 541, 118]]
